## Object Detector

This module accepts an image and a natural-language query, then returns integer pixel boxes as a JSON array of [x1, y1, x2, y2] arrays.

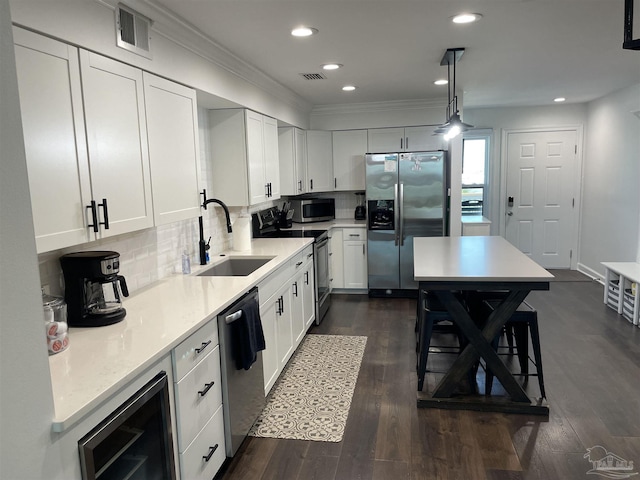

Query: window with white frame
[[461, 133, 490, 216]]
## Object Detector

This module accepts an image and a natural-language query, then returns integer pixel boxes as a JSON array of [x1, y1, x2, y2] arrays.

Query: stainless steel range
[[252, 207, 331, 324]]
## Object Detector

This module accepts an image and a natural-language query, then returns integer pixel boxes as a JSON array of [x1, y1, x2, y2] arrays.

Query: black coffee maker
[[60, 251, 129, 327], [355, 192, 366, 220]]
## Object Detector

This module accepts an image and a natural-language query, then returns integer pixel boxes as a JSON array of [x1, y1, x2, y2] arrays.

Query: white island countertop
[[414, 236, 554, 282], [48, 237, 313, 432]]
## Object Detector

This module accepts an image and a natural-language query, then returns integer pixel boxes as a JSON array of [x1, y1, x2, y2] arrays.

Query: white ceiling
[[150, 0, 639, 109]]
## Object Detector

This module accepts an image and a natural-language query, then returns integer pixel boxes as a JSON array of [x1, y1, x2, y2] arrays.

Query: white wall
[[9, 0, 311, 128], [309, 99, 463, 236], [0, 1, 58, 476], [579, 83, 640, 277], [464, 104, 588, 237]]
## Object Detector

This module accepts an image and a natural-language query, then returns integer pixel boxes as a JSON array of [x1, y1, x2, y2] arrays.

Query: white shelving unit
[[602, 262, 640, 326]]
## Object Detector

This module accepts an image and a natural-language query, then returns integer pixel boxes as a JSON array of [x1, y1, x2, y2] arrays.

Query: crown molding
[[310, 98, 447, 117], [109, 0, 312, 113]]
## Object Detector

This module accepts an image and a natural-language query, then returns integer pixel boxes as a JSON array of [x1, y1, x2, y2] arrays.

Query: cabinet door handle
[[362, 244, 365, 255], [298, 180, 302, 191], [310, 179, 313, 190], [265, 184, 269, 197], [335, 178, 337, 188], [86, 201, 99, 233], [277, 296, 283, 315], [98, 198, 109, 230], [195, 340, 211, 354], [293, 281, 299, 297], [304, 271, 309, 285], [203, 444, 219, 462], [405, 137, 409, 150], [198, 381, 215, 397], [400, 137, 403, 150]]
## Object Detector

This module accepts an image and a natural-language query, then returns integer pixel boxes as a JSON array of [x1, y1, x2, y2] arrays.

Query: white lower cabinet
[[258, 245, 315, 395], [342, 228, 368, 289], [330, 227, 368, 290], [171, 320, 225, 478], [179, 405, 226, 480], [329, 229, 344, 290]]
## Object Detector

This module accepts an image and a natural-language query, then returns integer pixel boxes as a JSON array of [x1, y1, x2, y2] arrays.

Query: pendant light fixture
[[435, 47, 473, 140]]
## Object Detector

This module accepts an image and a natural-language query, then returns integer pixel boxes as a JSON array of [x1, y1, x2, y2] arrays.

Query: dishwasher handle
[[221, 286, 259, 325], [225, 310, 243, 324]]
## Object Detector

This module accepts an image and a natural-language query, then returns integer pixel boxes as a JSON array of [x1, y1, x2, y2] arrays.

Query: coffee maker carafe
[[60, 251, 129, 327]]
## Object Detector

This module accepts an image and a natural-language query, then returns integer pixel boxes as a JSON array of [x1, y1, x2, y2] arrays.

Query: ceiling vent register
[[116, 4, 153, 59], [299, 73, 327, 80]]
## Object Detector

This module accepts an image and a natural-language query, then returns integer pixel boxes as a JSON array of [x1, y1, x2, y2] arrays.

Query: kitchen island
[[48, 237, 313, 433], [414, 236, 553, 415]]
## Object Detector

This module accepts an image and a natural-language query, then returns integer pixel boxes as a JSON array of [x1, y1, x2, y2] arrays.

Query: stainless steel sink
[[196, 256, 275, 277]]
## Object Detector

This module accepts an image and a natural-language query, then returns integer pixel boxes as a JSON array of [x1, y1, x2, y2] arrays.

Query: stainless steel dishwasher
[[217, 286, 265, 457]]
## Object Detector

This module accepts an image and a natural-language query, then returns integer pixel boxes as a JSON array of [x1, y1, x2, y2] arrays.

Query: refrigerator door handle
[[399, 183, 405, 246], [394, 183, 400, 246]]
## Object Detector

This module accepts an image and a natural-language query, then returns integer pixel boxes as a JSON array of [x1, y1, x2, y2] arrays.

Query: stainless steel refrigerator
[[366, 151, 449, 295]]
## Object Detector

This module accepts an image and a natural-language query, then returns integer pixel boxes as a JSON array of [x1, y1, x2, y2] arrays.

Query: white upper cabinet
[[14, 28, 93, 253], [262, 115, 281, 199], [209, 109, 280, 206], [278, 127, 307, 196], [80, 50, 154, 237], [143, 72, 201, 226], [368, 126, 444, 153], [14, 29, 155, 251], [306, 130, 334, 192], [332, 130, 367, 191]]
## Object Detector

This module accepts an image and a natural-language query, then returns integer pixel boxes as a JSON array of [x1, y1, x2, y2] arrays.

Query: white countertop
[[286, 218, 367, 231], [48, 237, 313, 432], [602, 261, 640, 283], [414, 236, 554, 282], [461, 215, 491, 225]]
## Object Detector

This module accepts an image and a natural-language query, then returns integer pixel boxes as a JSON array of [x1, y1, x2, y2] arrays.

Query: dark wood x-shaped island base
[[414, 236, 553, 416]]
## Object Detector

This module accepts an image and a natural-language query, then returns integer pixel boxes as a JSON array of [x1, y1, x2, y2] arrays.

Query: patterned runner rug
[[249, 334, 367, 442]]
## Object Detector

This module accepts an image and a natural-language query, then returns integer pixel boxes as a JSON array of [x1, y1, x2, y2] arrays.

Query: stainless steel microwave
[[290, 198, 335, 223]]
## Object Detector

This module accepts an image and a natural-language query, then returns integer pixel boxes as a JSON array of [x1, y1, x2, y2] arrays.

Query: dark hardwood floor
[[218, 278, 640, 480]]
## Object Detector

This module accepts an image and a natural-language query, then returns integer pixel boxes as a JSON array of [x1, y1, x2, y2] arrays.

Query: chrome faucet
[[199, 190, 232, 265]]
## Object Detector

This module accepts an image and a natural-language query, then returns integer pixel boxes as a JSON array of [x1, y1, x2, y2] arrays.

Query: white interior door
[[505, 130, 577, 268]]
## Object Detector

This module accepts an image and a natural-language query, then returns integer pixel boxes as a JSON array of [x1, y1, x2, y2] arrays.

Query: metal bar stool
[[482, 299, 546, 399], [416, 290, 462, 391]]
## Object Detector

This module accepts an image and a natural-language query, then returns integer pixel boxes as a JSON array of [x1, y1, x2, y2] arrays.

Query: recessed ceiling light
[[434, 79, 448, 85], [554, 97, 566, 102], [342, 85, 357, 91], [452, 13, 483, 24], [322, 63, 343, 70], [291, 26, 318, 37]]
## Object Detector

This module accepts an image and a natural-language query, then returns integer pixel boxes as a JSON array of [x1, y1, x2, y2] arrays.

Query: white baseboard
[[577, 263, 603, 284]]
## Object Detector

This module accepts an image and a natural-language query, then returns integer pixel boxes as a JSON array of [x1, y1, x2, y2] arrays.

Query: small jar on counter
[[42, 293, 69, 355]]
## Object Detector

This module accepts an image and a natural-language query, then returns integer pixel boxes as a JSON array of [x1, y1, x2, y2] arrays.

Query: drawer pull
[[195, 341, 211, 354], [296, 261, 303, 267], [349, 233, 360, 237], [198, 381, 215, 397], [307, 253, 313, 258], [203, 444, 219, 462]]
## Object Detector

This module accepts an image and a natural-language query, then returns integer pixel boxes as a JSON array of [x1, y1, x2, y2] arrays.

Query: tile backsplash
[[37, 106, 363, 297]]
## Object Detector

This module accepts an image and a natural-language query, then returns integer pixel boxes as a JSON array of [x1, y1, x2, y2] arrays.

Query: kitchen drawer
[[291, 245, 313, 272], [258, 264, 291, 306], [172, 320, 218, 382], [179, 404, 226, 480], [342, 228, 366, 241], [175, 345, 223, 452]]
